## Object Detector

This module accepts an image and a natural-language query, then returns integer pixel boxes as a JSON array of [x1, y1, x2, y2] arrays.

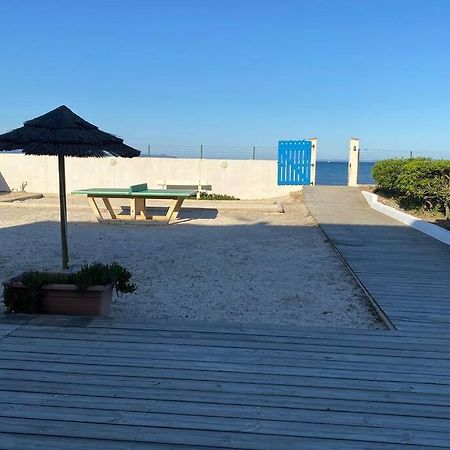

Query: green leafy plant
[[424, 169, 450, 219], [3, 262, 136, 314], [372, 158, 409, 194], [372, 158, 450, 219], [70, 262, 137, 294], [193, 192, 240, 200]]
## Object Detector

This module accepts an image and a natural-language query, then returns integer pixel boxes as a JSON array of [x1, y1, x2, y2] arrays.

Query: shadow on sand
[[2, 216, 450, 330], [118, 205, 218, 221], [0, 217, 391, 329]]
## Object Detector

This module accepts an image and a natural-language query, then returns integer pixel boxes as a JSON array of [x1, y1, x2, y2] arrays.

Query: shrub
[[372, 158, 409, 194], [194, 192, 240, 200], [423, 160, 450, 218], [372, 158, 450, 218], [396, 158, 435, 209], [3, 262, 136, 314]]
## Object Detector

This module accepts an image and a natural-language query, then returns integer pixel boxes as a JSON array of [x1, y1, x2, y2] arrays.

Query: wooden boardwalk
[[1, 186, 450, 448], [304, 186, 450, 333]]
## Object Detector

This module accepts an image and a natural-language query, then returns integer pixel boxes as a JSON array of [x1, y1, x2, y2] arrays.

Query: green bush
[[3, 262, 136, 314], [193, 192, 240, 200], [395, 159, 434, 209], [372, 158, 409, 193], [372, 158, 450, 218]]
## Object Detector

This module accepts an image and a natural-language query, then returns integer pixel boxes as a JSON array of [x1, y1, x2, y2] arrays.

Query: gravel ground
[[0, 193, 384, 328]]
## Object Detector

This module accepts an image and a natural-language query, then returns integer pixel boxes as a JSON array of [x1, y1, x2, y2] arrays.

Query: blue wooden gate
[[277, 140, 312, 185]]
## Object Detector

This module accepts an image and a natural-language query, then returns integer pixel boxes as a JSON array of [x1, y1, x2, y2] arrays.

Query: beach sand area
[[0, 192, 383, 328]]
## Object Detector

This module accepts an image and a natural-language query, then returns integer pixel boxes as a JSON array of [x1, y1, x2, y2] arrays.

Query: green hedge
[[372, 158, 450, 219]]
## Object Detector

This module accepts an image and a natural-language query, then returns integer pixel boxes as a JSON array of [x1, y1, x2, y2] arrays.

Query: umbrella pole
[[58, 155, 69, 270]]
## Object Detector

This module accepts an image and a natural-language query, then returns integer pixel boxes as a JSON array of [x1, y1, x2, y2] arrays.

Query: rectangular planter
[[4, 280, 113, 316]]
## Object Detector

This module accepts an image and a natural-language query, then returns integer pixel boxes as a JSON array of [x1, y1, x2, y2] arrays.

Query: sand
[[0, 193, 384, 328]]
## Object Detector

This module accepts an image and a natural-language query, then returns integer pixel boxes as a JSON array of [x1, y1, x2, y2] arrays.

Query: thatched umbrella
[[0, 105, 140, 269]]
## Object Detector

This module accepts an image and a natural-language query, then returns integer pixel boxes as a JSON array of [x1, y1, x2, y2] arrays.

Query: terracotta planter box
[[4, 279, 113, 316]]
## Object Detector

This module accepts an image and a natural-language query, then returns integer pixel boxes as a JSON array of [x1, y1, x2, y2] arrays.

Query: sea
[[316, 161, 375, 185]]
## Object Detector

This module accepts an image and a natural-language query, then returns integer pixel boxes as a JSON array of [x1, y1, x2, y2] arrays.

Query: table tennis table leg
[[102, 198, 117, 219], [131, 197, 146, 220], [88, 197, 103, 221], [165, 197, 184, 223]]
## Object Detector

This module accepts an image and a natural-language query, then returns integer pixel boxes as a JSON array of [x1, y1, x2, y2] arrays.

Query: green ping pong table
[[72, 183, 196, 224]]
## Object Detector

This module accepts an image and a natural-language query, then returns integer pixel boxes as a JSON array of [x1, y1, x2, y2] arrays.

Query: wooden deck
[[1, 186, 450, 448]]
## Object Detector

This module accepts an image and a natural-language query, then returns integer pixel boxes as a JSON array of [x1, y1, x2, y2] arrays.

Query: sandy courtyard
[[0, 193, 383, 328]]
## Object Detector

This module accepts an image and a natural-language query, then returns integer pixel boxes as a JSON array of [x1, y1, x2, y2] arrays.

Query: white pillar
[[348, 138, 360, 186], [309, 138, 318, 185]]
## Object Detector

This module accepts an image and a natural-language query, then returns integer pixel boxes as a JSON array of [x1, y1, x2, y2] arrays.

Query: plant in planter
[[3, 262, 136, 316]]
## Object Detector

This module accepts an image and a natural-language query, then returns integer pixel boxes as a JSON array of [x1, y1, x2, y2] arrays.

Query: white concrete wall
[[0, 154, 298, 200]]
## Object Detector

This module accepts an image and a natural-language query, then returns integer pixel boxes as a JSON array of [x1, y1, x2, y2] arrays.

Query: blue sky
[[0, 0, 449, 160]]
